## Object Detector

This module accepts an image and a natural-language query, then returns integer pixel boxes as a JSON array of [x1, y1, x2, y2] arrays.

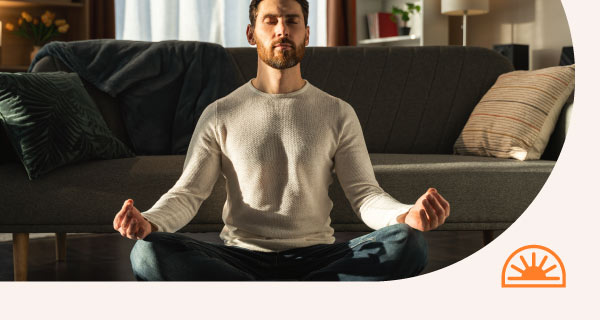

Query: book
[[366, 12, 399, 39], [377, 12, 399, 38], [366, 13, 376, 39]]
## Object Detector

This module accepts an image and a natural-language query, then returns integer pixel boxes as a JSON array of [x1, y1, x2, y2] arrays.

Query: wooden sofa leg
[[12, 233, 29, 281], [55, 233, 67, 261], [483, 230, 494, 245]]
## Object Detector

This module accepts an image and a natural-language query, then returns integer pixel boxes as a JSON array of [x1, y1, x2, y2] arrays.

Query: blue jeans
[[130, 223, 428, 281]]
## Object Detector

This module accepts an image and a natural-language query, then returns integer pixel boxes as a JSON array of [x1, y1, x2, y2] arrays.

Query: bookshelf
[[0, 0, 90, 71], [358, 34, 420, 45], [356, 0, 448, 47]]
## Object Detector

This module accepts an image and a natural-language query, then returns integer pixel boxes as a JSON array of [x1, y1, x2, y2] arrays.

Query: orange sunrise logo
[[501, 245, 566, 288]]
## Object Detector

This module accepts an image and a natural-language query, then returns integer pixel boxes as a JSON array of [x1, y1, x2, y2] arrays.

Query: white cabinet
[[356, 0, 448, 46]]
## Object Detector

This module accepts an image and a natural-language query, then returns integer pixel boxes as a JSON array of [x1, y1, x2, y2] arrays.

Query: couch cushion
[[331, 154, 554, 231], [0, 72, 135, 180], [0, 156, 202, 232], [0, 154, 554, 233]]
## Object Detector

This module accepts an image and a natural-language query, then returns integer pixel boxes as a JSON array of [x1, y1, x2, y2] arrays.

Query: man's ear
[[305, 25, 310, 46], [247, 24, 256, 46]]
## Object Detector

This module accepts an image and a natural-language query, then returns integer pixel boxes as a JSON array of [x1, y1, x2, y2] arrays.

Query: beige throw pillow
[[454, 64, 575, 160]]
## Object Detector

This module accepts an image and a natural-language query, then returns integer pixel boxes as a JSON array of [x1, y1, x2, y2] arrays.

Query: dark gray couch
[[0, 45, 572, 280]]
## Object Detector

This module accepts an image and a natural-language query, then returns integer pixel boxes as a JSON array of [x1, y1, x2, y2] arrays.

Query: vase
[[399, 27, 411, 36], [30, 45, 41, 63]]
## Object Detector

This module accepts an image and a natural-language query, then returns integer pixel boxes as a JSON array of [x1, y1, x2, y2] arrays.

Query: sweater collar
[[246, 78, 311, 98]]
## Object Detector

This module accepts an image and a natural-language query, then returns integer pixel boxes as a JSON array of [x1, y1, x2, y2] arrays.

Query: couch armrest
[[541, 91, 575, 161], [31, 55, 72, 73]]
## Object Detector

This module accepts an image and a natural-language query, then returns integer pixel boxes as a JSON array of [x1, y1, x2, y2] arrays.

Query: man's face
[[249, 0, 309, 70]]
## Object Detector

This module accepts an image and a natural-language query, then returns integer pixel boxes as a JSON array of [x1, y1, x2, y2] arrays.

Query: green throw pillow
[[0, 72, 135, 180]]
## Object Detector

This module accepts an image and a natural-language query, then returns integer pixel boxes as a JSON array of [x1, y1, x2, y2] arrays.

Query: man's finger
[[428, 193, 445, 220], [429, 192, 448, 226], [126, 209, 135, 227], [122, 209, 133, 231], [433, 192, 450, 214], [124, 220, 133, 238], [126, 220, 137, 238], [136, 220, 149, 240], [135, 227, 144, 240], [115, 202, 132, 228], [424, 196, 439, 219], [419, 209, 429, 231], [422, 198, 438, 228], [114, 210, 126, 231], [119, 200, 132, 216], [120, 209, 130, 229], [126, 219, 136, 238], [113, 215, 120, 230], [114, 201, 130, 230]]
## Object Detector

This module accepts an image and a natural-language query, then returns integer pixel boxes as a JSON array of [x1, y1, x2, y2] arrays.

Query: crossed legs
[[130, 223, 428, 281]]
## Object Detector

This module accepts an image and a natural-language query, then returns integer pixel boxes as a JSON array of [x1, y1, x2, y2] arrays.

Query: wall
[[449, 0, 572, 70]]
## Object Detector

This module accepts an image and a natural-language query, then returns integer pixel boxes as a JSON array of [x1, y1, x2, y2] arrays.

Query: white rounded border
[[1, 1, 598, 319]]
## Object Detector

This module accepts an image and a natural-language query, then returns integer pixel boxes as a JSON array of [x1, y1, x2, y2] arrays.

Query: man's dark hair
[[249, 0, 309, 27]]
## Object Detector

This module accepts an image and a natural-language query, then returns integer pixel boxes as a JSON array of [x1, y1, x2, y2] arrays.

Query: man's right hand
[[113, 199, 153, 240], [396, 188, 450, 232]]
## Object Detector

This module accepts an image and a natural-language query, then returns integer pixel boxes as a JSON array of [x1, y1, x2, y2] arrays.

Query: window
[[115, 0, 327, 47]]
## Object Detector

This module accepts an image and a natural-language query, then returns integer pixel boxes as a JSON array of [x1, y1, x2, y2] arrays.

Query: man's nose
[[275, 20, 289, 37]]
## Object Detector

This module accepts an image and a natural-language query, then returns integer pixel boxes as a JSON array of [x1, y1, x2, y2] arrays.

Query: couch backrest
[[33, 45, 522, 156], [228, 46, 514, 155]]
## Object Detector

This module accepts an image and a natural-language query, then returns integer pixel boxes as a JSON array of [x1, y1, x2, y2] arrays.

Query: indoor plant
[[391, 2, 421, 36], [4, 10, 70, 62]]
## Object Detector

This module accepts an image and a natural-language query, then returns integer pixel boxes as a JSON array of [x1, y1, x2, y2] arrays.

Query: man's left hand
[[396, 188, 450, 232]]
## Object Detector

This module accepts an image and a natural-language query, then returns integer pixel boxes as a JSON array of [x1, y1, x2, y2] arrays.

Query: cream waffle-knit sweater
[[141, 78, 413, 252]]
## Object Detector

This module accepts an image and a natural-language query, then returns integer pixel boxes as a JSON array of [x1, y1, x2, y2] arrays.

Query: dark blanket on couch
[[30, 39, 245, 155]]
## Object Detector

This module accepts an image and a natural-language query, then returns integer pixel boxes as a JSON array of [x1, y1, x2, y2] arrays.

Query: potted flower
[[390, 3, 421, 36], [4, 10, 70, 62]]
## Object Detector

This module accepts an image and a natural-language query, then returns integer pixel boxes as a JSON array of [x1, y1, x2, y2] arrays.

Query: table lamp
[[441, 0, 489, 46]]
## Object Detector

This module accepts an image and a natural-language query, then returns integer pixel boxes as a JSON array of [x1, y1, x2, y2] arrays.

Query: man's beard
[[256, 37, 306, 70]]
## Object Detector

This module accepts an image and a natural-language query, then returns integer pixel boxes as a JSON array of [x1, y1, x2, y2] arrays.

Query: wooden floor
[[0, 230, 501, 281]]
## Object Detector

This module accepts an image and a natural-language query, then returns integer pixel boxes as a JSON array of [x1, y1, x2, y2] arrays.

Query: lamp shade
[[441, 0, 489, 16]]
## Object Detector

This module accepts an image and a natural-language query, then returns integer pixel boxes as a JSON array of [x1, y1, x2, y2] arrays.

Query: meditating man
[[114, 0, 450, 281]]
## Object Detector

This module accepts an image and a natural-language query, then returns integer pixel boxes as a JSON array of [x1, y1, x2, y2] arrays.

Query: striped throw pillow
[[454, 64, 575, 160]]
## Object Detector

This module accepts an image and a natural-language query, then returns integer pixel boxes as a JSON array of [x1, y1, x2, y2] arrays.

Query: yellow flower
[[33, 18, 40, 25], [5, 22, 15, 31], [54, 19, 67, 27], [18, 17, 23, 26], [57, 24, 70, 34], [21, 11, 33, 23], [41, 10, 55, 24]]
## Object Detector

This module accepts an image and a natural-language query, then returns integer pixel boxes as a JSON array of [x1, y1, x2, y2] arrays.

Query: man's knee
[[129, 233, 197, 280], [384, 223, 429, 271], [130, 239, 161, 281], [130, 233, 254, 281]]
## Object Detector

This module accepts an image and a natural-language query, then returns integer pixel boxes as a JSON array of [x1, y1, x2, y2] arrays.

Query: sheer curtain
[[115, 0, 327, 47]]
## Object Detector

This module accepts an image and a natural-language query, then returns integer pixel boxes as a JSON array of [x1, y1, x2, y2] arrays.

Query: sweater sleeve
[[333, 102, 413, 230], [141, 102, 222, 232]]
